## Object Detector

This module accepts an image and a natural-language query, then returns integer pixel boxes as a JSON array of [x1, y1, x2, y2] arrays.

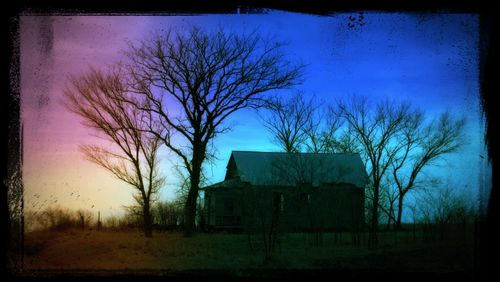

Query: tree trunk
[[143, 202, 153, 238], [395, 192, 405, 230], [369, 184, 379, 247], [183, 179, 199, 237], [386, 211, 392, 231], [183, 149, 203, 237]]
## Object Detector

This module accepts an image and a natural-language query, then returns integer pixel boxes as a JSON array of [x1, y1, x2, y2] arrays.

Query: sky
[[20, 11, 489, 220]]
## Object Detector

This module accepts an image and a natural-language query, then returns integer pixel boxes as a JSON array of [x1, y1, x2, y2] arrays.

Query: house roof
[[204, 151, 369, 189], [201, 178, 249, 190]]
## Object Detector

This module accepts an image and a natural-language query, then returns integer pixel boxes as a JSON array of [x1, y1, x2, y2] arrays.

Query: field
[[21, 227, 476, 276]]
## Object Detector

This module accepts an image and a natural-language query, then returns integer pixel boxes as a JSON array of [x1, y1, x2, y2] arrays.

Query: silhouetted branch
[[260, 92, 316, 153], [336, 96, 410, 246], [124, 26, 304, 236], [63, 67, 164, 238], [390, 111, 466, 228]]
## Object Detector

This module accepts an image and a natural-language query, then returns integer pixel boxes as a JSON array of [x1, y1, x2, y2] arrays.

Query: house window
[[273, 192, 285, 214]]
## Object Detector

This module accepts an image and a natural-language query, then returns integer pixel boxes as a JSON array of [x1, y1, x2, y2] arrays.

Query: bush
[[151, 200, 184, 231], [415, 186, 478, 241], [102, 215, 139, 231], [25, 206, 95, 232]]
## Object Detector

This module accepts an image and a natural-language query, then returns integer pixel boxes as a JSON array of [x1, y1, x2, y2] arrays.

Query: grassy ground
[[22, 228, 475, 274]]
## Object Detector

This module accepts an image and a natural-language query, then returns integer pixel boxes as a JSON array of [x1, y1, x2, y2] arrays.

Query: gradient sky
[[20, 12, 488, 220]]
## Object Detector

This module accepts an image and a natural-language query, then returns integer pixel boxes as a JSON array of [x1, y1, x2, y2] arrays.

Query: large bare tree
[[337, 96, 410, 246], [390, 111, 466, 229], [125, 26, 303, 236], [63, 67, 165, 238]]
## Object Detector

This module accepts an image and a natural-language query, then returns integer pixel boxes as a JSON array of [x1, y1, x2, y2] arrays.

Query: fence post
[[97, 211, 101, 232]]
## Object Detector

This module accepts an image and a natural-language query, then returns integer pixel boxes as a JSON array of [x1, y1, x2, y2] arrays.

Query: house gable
[[224, 154, 239, 180]]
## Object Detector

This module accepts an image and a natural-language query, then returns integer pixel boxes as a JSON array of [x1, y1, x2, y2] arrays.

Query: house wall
[[205, 183, 365, 232], [204, 188, 244, 229]]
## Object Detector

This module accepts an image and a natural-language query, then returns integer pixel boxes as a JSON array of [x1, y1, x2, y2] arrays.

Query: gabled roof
[[220, 151, 369, 188], [201, 178, 248, 190]]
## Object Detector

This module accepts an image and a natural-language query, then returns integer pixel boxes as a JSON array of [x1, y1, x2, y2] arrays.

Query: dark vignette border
[[2, 0, 497, 280]]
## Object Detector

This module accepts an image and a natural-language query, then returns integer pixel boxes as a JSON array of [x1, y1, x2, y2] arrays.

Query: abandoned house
[[201, 151, 368, 232]]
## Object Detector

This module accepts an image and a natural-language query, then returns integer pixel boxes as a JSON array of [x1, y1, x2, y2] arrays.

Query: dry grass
[[23, 229, 262, 271], [22, 228, 475, 274]]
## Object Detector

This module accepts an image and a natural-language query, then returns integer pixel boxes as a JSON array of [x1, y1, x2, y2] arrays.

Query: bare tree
[[384, 187, 399, 230], [416, 180, 478, 241], [262, 97, 366, 245], [152, 200, 184, 231], [125, 26, 303, 236], [367, 176, 399, 230], [390, 111, 466, 229], [260, 92, 316, 153], [63, 67, 165, 238], [336, 96, 410, 246]]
